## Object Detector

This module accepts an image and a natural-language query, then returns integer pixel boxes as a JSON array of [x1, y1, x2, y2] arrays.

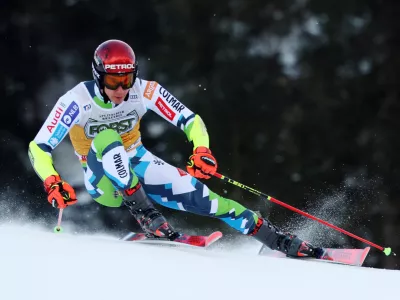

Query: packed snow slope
[[0, 224, 399, 300]]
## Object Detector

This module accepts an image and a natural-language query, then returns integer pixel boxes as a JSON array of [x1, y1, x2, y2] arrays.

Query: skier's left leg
[[129, 146, 323, 258], [83, 129, 178, 239]]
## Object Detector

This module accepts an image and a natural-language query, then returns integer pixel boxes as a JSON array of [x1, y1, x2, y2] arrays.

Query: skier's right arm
[[28, 92, 81, 209]]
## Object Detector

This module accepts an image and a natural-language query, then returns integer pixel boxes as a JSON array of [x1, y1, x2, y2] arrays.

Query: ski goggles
[[103, 73, 134, 90]]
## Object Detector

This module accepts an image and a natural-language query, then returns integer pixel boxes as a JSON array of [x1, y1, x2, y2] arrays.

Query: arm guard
[[183, 114, 209, 149], [28, 141, 59, 181]]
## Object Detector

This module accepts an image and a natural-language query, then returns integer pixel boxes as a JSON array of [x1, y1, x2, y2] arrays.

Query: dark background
[[1, 0, 399, 269]]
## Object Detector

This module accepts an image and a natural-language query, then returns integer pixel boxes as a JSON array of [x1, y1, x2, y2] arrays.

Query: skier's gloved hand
[[44, 175, 77, 209], [187, 146, 218, 179]]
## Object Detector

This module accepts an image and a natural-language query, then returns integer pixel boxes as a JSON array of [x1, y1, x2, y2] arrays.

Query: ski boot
[[275, 234, 325, 258], [250, 218, 324, 258], [122, 182, 180, 241]]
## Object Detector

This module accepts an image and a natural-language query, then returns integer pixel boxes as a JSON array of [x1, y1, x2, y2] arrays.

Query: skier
[[28, 39, 323, 258]]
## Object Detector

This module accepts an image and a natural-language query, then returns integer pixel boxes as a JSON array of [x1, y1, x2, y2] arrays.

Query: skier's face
[[104, 86, 130, 104]]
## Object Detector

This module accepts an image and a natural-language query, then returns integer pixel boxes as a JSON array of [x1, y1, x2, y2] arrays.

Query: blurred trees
[[1, 0, 399, 269]]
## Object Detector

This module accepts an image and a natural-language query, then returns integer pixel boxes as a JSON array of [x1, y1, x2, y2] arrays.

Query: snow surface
[[0, 223, 399, 300]]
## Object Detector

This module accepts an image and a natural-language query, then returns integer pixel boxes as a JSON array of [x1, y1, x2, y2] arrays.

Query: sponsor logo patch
[[159, 87, 185, 113], [61, 101, 79, 127], [156, 97, 176, 121], [144, 81, 158, 100], [104, 64, 135, 70], [87, 119, 136, 136], [48, 124, 68, 147], [83, 104, 91, 111], [47, 107, 64, 133], [84, 111, 138, 138], [113, 153, 128, 178]]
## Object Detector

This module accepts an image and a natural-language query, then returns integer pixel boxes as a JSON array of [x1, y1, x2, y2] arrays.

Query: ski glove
[[44, 175, 77, 209], [187, 146, 218, 179]]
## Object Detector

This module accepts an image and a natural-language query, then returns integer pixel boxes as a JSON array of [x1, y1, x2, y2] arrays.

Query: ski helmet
[[92, 39, 138, 100]]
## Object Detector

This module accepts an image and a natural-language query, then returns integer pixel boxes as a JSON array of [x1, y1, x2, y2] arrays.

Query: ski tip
[[383, 247, 392, 256], [205, 231, 223, 247], [207, 231, 223, 241], [359, 247, 371, 266], [209, 231, 223, 238]]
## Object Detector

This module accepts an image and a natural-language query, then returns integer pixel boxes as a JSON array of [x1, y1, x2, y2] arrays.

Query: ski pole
[[53, 208, 64, 233], [213, 172, 395, 256]]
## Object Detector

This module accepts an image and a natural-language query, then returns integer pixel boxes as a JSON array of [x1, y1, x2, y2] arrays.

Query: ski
[[317, 247, 371, 266], [121, 231, 223, 248], [259, 245, 371, 267]]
